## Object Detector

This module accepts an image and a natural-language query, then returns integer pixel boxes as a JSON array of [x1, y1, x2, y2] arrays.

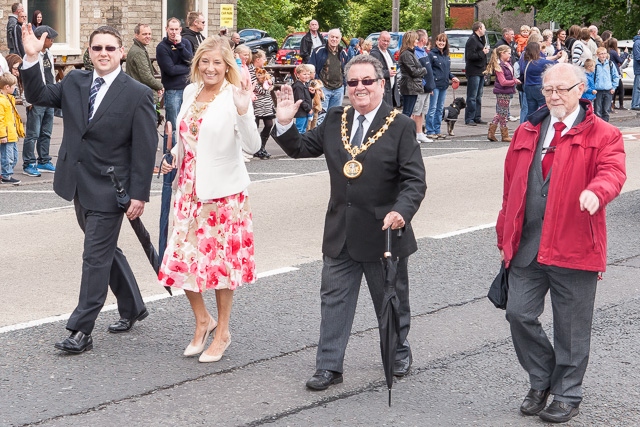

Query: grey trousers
[[506, 259, 598, 405], [316, 245, 411, 373]]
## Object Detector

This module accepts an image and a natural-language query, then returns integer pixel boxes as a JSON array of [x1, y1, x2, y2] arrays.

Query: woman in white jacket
[[159, 36, 261, 363]]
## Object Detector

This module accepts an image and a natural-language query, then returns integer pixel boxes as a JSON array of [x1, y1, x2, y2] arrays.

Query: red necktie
[[541, 122, 566, 180]]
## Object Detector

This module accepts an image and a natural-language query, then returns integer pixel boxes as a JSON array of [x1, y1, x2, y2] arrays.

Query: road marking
[[432, 222, 496, 239], [0, 190, 56, 193], [0, 205, 74, 218], [420, 147, 480, 150], [277, 158, 325, 161], [255, 170, 328, 182], [248, 172, 297, 175], [0, 266, 300, 334]]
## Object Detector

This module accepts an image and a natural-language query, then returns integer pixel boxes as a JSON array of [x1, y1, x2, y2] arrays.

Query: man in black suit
[[21, 25, 158, 354], [272, 55, 426, 390], [369, 31, 400, 107]]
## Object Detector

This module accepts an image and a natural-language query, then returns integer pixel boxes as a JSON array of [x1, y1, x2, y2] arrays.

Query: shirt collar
[[353, 101, 383, 125], [92, 66, 121, 88], [549, 104, 580, 133]]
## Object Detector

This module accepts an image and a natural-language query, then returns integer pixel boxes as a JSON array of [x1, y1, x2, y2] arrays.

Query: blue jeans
[[426, 87, 447, 134], [465, 75, 484, 123], [519, 90, 528, 123], [1, 142, 18, 178], [401, 95, 417, 117], [23, 105, 53, 168], [318, 86, 344, 125], [594, 90, 613, 122], [632, 74, 640, 109], [295, 117, 308, 134], [524, 85, 545, 118], [164, 89, 184, 135]]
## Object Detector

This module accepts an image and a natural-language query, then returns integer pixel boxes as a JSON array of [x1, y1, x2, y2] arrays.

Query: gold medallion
[[343, 159, 363, 178], [339, 106, 399, 179]]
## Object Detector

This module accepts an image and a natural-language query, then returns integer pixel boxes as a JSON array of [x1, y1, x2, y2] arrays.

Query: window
[[27, 0, 80, 55], [28, 0, 66, 43]]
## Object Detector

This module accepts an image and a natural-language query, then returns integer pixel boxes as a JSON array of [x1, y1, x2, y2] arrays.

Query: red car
[[275, 32, 348, 64]]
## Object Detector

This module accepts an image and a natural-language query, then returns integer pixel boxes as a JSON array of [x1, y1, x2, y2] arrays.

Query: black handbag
[[487, 261, 509, 310]]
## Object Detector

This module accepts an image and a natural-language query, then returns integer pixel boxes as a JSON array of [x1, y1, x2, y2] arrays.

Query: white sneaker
[[508, 115, 519, 122], [416, 133, 432, 143]]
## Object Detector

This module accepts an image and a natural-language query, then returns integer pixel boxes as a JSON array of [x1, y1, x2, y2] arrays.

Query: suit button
[[347, 203, 351, 207]]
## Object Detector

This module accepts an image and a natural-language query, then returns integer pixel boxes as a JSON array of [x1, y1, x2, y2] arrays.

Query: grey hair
[[542, 63, 587, 87], [344, 55, 385, 80]]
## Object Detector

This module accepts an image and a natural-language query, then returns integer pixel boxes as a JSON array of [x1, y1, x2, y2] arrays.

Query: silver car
[[445, 29, 501, 85]]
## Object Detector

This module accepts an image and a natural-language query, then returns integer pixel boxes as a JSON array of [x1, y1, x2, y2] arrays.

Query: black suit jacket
[[273, 104, 426, 262], [369, 47, 401, 107], [22, 66, 157, 213]]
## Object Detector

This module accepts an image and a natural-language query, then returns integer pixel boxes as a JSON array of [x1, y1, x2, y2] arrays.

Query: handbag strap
[[523, 61, 531, 83]]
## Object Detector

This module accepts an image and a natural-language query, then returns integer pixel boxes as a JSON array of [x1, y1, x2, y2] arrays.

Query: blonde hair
[[295, 63, 312, 75], [584, 58, 596, 70], [527, 33, 543, 45], [0, 72, 17, 88], [485, 45, 511, 75], [596, 46, 608, 55], [234, 43, 252, 63], [361, 40, 373, 52], [190, 36, 241, 87], [520, 25, 531, 33]]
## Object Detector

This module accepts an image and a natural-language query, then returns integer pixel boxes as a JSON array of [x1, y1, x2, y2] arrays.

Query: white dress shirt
[[541, 105, 580, 160]]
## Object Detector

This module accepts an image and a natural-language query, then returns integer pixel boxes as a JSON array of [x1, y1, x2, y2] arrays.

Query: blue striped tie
[[88, 77, 105, 122]]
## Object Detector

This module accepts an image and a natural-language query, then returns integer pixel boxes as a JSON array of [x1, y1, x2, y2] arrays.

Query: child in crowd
[[306, 64, 317, 125], [292, 64, 313, 134], [234, 44, 253, 90], [593, 47, 619, 122], [582, 59, 597, 102], [514, 25, 530, 54], [0, 73, 23, 185], [307, 79, 324, 131], [485, 45, 519, 142]]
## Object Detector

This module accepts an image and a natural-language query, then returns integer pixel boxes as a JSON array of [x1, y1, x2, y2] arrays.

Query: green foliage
[[357, 0, 433, 36], [237, 0, 298, 40], [497, 0, 639, 40]]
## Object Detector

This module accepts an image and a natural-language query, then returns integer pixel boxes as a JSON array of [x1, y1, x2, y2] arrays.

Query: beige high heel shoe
[[183, 318, 217, 357], [198, 335, 231, 363]]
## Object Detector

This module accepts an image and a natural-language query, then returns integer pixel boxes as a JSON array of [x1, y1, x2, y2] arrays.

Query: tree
[[497, 0, 640, 40]]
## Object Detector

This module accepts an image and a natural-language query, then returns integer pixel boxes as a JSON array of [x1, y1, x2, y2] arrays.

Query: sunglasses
[[346, 78, 379, 87], [91, 45, 119, 52]]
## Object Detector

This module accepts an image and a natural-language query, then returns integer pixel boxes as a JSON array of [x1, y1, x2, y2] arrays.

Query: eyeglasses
[[541, 82, 581, 96], [346, 78, 379, 87], [91, 45, 119, 52]]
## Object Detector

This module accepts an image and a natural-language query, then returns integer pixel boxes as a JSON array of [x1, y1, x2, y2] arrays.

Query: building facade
[[1, 0, 237, 58]]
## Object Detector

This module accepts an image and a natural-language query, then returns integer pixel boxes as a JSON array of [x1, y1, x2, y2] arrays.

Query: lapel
[[80, 71, 92, 125], [86, 71, 127, 130]]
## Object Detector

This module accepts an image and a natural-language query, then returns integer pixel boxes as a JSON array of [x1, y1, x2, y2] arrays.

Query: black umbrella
[[106, 166, 172, 295], [379, 227, 401, 406]]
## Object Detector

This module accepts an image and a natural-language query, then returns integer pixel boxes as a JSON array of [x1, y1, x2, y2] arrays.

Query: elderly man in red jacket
[[496, 62, 626, 424]]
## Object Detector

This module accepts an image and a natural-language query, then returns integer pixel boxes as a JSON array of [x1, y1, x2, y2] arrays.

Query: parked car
[[364, 32, 405, 61], [275, 32, 349, 64], [445, 29, 501, 85], [238, 28, 279, 59]]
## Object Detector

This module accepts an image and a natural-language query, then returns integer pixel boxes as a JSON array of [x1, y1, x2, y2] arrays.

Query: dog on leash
[[442, 97, 466, 136]]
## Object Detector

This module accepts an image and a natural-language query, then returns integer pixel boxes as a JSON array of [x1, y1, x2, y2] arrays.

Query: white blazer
[[172, 81, 261, 200]]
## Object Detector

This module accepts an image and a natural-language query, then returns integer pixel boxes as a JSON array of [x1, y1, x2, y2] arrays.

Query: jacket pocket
[[374, 204, 395, 220]]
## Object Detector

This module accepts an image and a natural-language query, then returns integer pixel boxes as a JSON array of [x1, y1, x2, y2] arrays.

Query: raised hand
[[232, 79, 252, 116], [22, 23, 45, 61], [275, 84, 302, 126]]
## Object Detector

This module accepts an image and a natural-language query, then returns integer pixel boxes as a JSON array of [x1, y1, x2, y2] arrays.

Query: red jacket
[[496, 101, 626, 272]]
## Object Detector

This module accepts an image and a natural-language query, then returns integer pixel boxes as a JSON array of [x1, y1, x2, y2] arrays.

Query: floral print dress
[[158, 104, 256, 292]]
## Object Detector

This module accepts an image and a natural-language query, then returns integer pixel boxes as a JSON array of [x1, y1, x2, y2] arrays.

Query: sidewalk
[[12, 92, 640, 186]]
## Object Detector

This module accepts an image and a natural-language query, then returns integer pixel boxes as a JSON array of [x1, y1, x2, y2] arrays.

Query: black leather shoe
[[306, 369, 343, 391], [520, 388, 550, 415], [54, 331, 93, 354], [475, 120, 488, 125], [393, 350, 413, 377], [108, 309, 149, 333], [538, 400, 579, 423]]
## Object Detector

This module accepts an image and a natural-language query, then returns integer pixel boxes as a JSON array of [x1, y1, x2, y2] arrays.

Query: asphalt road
[[1, 101, 640, 426]]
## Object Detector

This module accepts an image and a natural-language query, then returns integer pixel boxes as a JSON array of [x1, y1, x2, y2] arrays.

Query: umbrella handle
[[106, 166, 131, 210], [384, 227, 404, 258]]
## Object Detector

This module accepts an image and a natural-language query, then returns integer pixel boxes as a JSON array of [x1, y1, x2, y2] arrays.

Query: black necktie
[[351, 115, 366, 147], [88, 77, 105, 122]]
